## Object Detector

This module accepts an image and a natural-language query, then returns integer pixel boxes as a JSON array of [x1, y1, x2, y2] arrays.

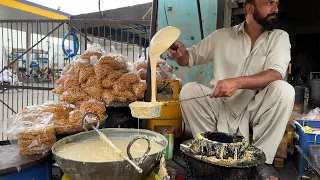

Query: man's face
[[251, 0, 279, 30]]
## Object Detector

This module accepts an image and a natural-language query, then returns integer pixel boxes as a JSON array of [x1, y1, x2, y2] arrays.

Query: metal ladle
[[81, 112, 150, 173]]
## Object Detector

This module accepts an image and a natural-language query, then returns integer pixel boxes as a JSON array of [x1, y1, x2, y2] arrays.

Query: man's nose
[[272, 3, 278, 13]]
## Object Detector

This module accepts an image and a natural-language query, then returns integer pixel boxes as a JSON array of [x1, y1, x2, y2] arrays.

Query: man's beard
[[253, 8, 278, 31]]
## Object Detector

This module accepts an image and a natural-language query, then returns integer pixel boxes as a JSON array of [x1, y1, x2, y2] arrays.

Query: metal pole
[[145, 0, 158, 102]]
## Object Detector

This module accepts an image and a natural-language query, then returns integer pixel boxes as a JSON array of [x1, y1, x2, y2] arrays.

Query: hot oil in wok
[[56, 138, 163, 162]]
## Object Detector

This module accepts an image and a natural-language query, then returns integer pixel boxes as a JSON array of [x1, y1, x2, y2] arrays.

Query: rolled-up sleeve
[[264, 31, 291, 78], [187, 31, 216, 68]]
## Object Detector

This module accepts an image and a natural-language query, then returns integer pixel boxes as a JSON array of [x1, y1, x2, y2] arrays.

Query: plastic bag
[[55, 75, 66, 86], [102, 89, 116, 104], [6, 111, 56, 155], [17, 127, 56, 155], [68, 109, 86, 124], [94, 63, 113, 80], [113, 80, 132, 92], [136, 60, 148, 71], [157, 58, 167, 67], [72, 59, 89, 76], [126, 62, 136, 73], [301, 107, 320, 120], [79, 64, 95, 83], [107, 46, 129, 70], [99, 55, 122, 70], [64, 74, 79, 90], [90, 55, 99, 66], [102, 79, 115, 89], [41, 102, 72, 120], [61, 64, 71, 75], [132, 82, 147, 99], [84, 43, 106, 57], [106, 70, 124, 81], [118, 72, 140, 84], [137, 68, 147, 80], [84, 76, 103, 100], [80, 99, 106, 120], [51, 84, 65, 95], [62, 87, 89, 104], [81, 43, 107, 62]]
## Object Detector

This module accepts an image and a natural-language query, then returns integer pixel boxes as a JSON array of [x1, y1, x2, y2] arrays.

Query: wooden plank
[[274, 158, 284, 168], [275, 133, 288, 159]]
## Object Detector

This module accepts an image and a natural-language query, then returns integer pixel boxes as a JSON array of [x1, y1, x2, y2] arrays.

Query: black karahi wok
[[52, 128, 168, 180]]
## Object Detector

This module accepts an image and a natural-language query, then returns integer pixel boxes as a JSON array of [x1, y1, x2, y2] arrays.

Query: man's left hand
[[210, 78, 241, 98]]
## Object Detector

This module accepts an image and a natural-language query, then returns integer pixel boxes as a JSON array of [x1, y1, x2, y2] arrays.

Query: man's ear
[[244, 4, 254, 15]]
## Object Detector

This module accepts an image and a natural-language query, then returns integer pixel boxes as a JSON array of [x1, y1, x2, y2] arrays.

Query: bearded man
[[168, 0, 294, 179]]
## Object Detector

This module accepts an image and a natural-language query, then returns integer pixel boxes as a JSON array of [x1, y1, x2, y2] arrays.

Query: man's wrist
[[234, 77, 245, 89]]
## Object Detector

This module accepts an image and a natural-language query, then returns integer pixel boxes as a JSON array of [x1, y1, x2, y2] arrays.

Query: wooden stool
[[274, 132, 288, 168]]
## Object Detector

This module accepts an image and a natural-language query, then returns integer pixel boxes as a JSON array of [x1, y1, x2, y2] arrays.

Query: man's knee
[[180, 82, 201, 100], [267, 80, 295, 103]]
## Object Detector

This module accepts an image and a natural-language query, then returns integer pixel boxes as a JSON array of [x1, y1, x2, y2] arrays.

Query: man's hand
[[210, 70, 283, 98], [167, 41, 186, 58], [167, 41, 189, 66], [210, 78, 240, 98]]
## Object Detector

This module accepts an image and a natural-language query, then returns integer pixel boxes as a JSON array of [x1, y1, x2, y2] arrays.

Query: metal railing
[[0, 19, 151, 140]]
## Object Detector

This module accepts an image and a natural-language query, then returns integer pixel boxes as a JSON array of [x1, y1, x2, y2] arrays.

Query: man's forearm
[[236, 70, 283, 90]]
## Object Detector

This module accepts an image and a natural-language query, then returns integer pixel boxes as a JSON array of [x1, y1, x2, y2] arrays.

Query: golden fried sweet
[[102, 79, 114, 89], [132, 82, 147, 99], [102, 89, 115, 104], [79, 64, 95, 83], [107, 70, 124, 81], [80, 100, 106, 120], [118, 73, 140, 84], [81, 52, 103, 61], [64, 76, 79, 90], [99, 56, 121, 69], [113, 80, 132, 92]]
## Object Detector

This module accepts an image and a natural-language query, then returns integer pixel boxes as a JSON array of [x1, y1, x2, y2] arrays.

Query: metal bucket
[[310, 77, 320, 105], [181, 132, 266, 180], [52, 128, 168, 180]]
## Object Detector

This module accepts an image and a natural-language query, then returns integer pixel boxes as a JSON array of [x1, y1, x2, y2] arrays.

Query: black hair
[[244, 0, 255, 5], [3, 66, 7, 70]]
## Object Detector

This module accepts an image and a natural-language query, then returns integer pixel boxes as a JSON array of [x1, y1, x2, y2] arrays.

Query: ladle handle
[[127, 136, 151, 164], [169, 44, 178, 51], [81, 112, 100, 130]]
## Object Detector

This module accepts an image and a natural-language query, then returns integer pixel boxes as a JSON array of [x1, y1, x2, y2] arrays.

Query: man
[[0, 66, 13, 83], [168, 0, 294, 179]]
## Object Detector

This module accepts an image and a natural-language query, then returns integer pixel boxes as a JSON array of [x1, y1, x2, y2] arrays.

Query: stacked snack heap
[[52, 44, 147, 105], [5, 44, 148, 155]]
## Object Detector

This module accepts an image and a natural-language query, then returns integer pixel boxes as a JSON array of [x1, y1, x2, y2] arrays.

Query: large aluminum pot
[[52, 128, 168, 180]]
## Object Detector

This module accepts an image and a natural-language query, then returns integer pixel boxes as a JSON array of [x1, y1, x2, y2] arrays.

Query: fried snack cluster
[[19, 100, 106, 139], [101, 72, 146, 104], [135, 59, 173, 80], [17, 127, 56, 155], [52, 45, 147, 106], [80, 100, 106, 120]]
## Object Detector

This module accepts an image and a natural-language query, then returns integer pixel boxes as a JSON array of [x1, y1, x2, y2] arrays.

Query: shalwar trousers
[[179, 80, 295, 164]]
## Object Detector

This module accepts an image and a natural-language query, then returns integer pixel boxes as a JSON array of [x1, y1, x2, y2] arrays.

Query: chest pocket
[[244, 55, 267, 76]]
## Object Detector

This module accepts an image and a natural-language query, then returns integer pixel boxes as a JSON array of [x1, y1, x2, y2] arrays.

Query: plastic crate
[[294, 120, 320, 175]]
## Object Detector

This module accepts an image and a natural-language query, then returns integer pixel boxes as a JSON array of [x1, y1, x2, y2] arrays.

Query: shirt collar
[[235, 21, 246, 35], [235, 21, 273, 36]]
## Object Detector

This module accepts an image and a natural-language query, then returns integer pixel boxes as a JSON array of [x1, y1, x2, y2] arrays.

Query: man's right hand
[[167, 41, 189, 66]]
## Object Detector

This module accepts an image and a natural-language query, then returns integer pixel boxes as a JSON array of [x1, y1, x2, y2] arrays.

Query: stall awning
[[0, 0, 71, 20]]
